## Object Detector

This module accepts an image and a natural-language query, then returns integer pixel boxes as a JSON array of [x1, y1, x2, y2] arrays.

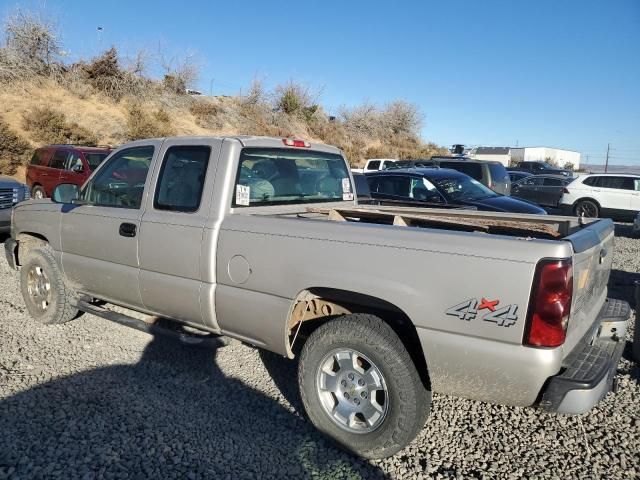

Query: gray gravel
[[0, 225, 638, 480]]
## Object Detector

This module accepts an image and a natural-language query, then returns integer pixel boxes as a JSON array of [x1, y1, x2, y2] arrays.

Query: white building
[[510, 147, 580, 170], [469, 146, 581, 170]]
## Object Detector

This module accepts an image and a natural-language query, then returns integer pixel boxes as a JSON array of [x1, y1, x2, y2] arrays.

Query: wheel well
[[16, 232, 49, 265], [288, 287, 431, 390], [573, 197, 601, 209]]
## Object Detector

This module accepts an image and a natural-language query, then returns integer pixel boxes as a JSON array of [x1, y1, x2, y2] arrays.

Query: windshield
[[84, 153, 109, 170], [431, 175, 498, 201], [234, 148, 351, 207]]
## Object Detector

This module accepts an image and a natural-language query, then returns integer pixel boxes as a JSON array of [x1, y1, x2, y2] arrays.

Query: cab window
[[81, 146, 154, 208], [154, 146, 211, 212]]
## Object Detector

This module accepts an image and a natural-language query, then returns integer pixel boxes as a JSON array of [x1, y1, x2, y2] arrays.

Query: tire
[[20, 245, 79, 324], [298, 314, 431, 459], [574, 199, 599, 218], [32, 185, 46, 199]]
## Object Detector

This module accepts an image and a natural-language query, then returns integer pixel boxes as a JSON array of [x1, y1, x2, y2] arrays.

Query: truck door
[[138, 139, 222, 328], [60, 143, 159, 307]]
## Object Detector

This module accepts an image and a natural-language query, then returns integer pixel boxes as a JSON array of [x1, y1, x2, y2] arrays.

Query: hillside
[[0, 11, 446, 180]]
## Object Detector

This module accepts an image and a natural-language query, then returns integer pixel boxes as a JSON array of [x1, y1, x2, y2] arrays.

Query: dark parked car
[[509, 161, 572, 177], [511, 175, 574, 208], [388, 157, 511, 195], [0, 176, 29, 233], [365, 168, 546, 214], [508, 171, 532, 183], [26, 144, 112, 198]]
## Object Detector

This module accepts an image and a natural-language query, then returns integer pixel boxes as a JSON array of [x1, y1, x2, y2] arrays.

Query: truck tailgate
[[563, 218, 615, 355]]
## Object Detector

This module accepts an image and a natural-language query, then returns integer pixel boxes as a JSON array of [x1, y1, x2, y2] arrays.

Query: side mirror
[[71, 164, 84, 173], [52, 183, 79, 204]]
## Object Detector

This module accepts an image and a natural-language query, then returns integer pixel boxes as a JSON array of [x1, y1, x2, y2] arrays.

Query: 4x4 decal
[[446, 298, 518, 327]]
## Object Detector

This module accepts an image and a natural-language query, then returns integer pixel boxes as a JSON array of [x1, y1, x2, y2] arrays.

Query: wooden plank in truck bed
[[307, 207, 562, 238]]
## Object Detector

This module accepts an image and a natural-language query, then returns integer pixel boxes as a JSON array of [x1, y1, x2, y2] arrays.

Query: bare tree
[[125, 48, 149, 77], [380, 100, 422, 137], [158, 46, 200, 93], [0, 8, 61, 81]]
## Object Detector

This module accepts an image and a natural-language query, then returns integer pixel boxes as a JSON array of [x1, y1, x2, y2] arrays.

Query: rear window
[[233, 148, 351, 207], [543, 177, 563, 186], [49, 150, 68, 169], [585, 176, 635, 190], [29, 150, 46, 165], [488, 163, 509, 182], [366, 160, 381, 170], [84, 153, 109, 170], [368, 176, 411, 197], [583, 176, 598, 186], [440, 162, 482, 180], [352, 174, 371, 199], [598, 176, 634, 190]]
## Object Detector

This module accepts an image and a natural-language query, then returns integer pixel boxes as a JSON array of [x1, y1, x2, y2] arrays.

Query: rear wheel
[[298, 314, 431, 459], [20, 245, 79, 324], [574, 199, 599, 218], [32, 185, 46, 199]]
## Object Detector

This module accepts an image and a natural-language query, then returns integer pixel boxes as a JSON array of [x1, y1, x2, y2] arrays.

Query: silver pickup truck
[[4, 136, 630, 459]]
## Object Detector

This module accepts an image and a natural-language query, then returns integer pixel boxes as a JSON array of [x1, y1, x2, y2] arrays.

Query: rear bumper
[[558, 203, 574, 215], [3, 237, 17, 269], [538, 298, 630, 414]]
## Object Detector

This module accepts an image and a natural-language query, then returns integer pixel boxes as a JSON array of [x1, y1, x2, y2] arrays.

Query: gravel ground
[[0, 226, 638, 480]]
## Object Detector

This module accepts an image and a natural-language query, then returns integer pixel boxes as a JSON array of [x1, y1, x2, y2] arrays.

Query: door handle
[[119, 222, 137, 237]]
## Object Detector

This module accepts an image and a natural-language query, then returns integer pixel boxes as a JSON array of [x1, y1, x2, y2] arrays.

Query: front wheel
[[20, 245, 80, 324], [298, 314, 431, 459], [32, 185, 46, 199], [574, 199, 599, 218]]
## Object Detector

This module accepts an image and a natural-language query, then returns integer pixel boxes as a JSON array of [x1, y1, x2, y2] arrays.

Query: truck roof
[[118, 135, 343, 156]]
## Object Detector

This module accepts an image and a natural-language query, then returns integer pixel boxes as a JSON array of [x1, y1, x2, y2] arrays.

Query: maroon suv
[[26, 145, 112, 198]]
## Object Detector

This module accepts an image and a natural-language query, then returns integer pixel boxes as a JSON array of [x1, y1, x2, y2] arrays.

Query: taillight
[[524, 259, 573, 347], [282, 138, 310, 148]]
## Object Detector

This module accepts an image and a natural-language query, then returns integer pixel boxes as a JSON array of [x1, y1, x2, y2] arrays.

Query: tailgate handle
[[119, 222, 137, 238], [599, 248, 608, 264]]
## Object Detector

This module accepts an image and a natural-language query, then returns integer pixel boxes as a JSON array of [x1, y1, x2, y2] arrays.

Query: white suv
[[560, 173, 640, 218]]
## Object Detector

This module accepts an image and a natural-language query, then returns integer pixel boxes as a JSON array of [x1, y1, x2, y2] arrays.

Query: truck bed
[[237, 202, 596, 240]]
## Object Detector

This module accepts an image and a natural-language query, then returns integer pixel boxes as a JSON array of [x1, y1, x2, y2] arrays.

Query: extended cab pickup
[[4, 136, 630, 459]]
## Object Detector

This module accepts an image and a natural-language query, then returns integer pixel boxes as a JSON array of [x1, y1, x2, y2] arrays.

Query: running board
[[77, 300, 230, 349]]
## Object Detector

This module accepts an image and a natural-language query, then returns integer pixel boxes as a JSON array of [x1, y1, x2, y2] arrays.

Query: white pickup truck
[[5, 136, 630, 459], [351, 158, 397, 174]]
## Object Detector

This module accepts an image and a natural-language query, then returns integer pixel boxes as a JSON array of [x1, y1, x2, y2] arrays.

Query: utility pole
[[604, 143, 610, 173]]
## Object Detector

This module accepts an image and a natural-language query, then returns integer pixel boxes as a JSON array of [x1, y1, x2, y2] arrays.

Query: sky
[[2, 0, 639, 165]]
